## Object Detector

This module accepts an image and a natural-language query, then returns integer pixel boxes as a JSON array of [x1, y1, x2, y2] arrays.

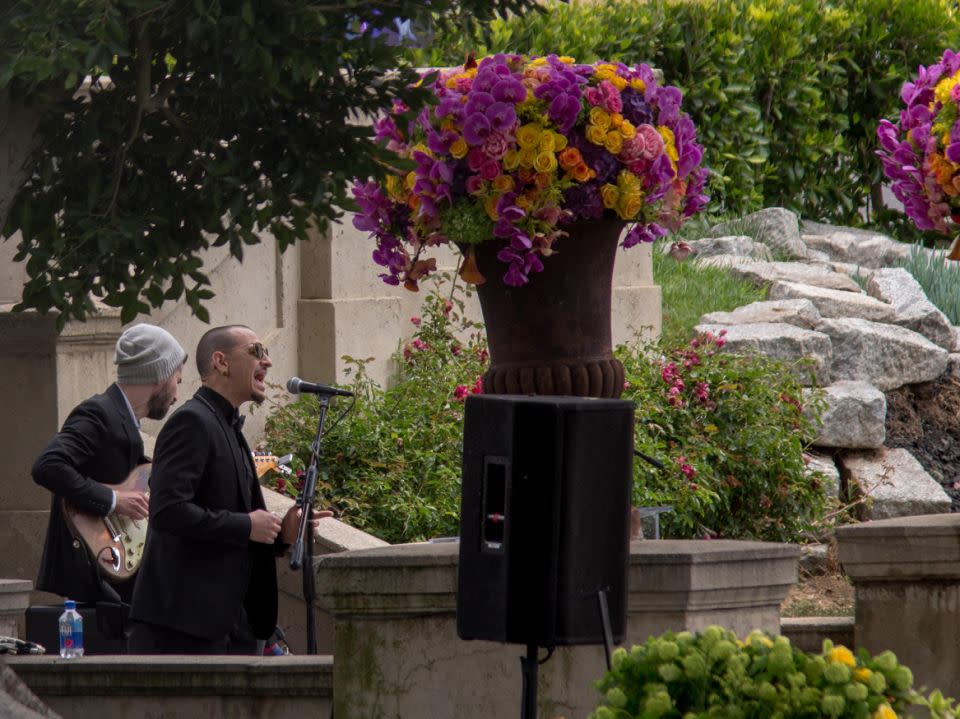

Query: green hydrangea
[[590, 628, 954, 719]]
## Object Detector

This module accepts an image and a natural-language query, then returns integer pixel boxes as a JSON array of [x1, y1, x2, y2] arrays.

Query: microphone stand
[[289, 393, 331, 655]]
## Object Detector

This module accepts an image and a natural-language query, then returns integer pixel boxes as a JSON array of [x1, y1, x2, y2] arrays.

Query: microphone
[[286, 376, 354, 398]]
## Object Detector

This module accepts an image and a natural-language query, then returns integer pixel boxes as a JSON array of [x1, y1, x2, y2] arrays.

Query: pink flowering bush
[[878, 49, 960, 248], [352, 53, 708, 290], [620, 332, 827, 542]]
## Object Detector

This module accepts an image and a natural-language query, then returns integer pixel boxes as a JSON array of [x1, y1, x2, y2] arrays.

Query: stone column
[[0, 306, 122, 598], [837, 514, 960, 699], [0, 579, 32, 638], [316, 539, 797, 719]]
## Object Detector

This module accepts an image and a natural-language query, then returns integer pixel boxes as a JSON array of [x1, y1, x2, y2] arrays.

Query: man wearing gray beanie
[[31, 323, 188, 609]]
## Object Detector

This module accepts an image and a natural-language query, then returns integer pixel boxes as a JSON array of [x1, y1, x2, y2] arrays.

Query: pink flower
[[471, 376, 484, 394], [453, 385, 469, 401], [410, 316, 422, 327], [694, 382, 710, 404], [636, 124, 664, 161]]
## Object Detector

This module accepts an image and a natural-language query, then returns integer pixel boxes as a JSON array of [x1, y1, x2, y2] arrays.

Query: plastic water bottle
[[58, 599, 83, 658]]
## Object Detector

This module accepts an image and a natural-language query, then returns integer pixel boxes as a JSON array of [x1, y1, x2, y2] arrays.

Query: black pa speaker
[[457, 394, 634, 647]]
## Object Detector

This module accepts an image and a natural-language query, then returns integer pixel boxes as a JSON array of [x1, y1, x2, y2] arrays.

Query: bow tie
[[232, 414, 245, 431]]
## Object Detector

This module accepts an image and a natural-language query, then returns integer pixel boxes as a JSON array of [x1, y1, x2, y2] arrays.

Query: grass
[[653, 246, 766, 347]]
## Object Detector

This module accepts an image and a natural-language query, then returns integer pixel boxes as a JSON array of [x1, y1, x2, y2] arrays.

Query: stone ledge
[[780, 616, 855, 653], [7, 655, 333, 697], [837, 514, 960, 581], [316, 539, 799, 621]]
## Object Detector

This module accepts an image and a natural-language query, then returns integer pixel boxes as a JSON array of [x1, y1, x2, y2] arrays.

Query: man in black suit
[[32, 323, 188, 604], [128, 324, 329, 654]]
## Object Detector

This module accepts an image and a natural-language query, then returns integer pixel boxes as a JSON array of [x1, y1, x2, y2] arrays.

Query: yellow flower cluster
[[933, 69, 960, 107], [506, 122, 568, 175], [585, 107, 637, 155], [601, 170, 645, 220]]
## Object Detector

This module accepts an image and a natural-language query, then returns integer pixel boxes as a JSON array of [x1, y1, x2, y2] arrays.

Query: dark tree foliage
[[0, 0, 544, 326]]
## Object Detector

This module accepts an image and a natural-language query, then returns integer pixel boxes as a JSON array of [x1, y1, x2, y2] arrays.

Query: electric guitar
[[63, 453, 292, 582]]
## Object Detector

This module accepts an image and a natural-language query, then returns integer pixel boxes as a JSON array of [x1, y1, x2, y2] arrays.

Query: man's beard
[[146, 387, 174, 420]]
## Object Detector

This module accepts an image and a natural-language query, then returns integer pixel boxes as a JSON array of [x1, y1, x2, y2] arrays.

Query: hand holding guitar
[[114, 490, 149, 520]]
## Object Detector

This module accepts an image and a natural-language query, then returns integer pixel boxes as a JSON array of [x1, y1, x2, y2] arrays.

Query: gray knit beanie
[[115, 324, 187, 385]]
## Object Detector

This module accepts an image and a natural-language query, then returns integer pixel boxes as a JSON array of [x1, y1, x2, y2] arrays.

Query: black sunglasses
[[245, 342, 269, 360]]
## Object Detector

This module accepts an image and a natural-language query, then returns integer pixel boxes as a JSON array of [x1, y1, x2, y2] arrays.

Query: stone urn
[[472, 219, 625, 398]]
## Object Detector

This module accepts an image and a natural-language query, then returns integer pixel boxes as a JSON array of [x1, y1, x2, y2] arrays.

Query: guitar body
[[62, 464, 151, 583], [61, 455, 287, 583]]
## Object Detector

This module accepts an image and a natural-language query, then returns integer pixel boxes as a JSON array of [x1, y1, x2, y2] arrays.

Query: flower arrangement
[[877, 49, 960, 256], [590, 627, 959, 719], [351, 54, 709, 290]]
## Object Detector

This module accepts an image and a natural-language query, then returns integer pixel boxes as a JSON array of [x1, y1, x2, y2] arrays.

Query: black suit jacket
[[32, 383, 147, 602], [130, 386, 280, 641]]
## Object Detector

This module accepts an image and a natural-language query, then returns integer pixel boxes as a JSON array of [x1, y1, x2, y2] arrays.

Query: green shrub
[[590, 627, 959, 719], [621, 331, 827, 542], [261, 275, 487, 543]]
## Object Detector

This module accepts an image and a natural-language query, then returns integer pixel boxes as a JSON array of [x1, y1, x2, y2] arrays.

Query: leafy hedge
[[412, 0, 960, 226]]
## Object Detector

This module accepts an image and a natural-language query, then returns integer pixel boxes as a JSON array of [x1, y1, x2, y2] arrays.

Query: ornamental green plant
[[895, 246, 960, 325], [621, 331, 827, 542], [261, 275, 487, 543], [590, 627, 959, 719]]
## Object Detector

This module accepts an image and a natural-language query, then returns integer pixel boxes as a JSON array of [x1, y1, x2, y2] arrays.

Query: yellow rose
[[586, 124, 607, 146], [483, 194, 499, 221], [604, 130, 624, 155], [492, 175, 515, 192], [594, 64, 617, 81], [609, 75, 627, 90], [558, 56, 575, 64], [871, 704, 898, 719], [589, 107, 611, 130], [853, 668, 872, 683], [538, 133, 556, 153], [518, 146, 538, 169], [600, 183, 619, 209], [516, 123, 542, 149], [630, 78, 646, 92], [450, 138, 469, 159], [503, 149, 521, 172], [618, 194, 643, 219], [619, 120, 636, 140], [552, 132, 568, 151], [828, 646, 856, 668], [533, 152, 558, 173]]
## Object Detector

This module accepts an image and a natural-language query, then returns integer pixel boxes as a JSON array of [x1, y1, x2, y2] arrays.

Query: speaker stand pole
[[520, 642, 538, 719], [597, 588, 614, 670]]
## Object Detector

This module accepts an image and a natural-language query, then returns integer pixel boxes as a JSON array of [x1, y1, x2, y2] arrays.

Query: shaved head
[[195, 325, 250, 379]]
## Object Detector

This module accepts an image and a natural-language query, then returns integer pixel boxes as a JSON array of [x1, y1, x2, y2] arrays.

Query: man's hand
[[280, 506, 334, 545], [249, 509, 282, 544], [114, 490, 149, 520]]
